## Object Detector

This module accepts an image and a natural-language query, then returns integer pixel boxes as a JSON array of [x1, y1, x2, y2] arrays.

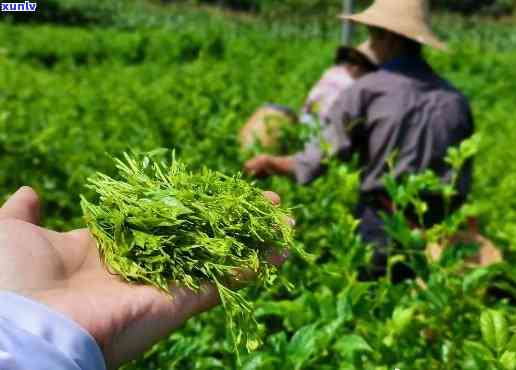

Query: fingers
[[228, 249, 290, 289], [226, 191, 291, 287], [244, 158, 258, 176], [106, 186, 294, 368], [263, 190, 280, 206], [263, 188, 295, 232], [0, 186, 41, 225], [244, 155, 269, 177], [267, 248, 290, 267], [263, 189, 293, 267], [104, 188, 292, 369]]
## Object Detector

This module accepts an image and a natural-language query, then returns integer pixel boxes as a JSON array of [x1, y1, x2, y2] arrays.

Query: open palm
[[0, 187, 283, 369]]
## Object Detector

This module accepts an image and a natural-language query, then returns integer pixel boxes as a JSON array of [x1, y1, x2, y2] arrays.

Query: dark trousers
[[355, 193, 464, 281], [355, 203, 393, 280]]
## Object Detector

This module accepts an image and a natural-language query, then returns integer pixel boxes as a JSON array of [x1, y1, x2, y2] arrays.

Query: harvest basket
[[239, 103, 297, 151]]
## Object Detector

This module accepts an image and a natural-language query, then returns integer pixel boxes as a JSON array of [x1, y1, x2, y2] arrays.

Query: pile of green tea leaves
[[81, 153, 298, 352]]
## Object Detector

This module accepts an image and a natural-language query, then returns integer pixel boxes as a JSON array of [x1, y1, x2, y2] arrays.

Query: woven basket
[[239, 104, 297, 151]]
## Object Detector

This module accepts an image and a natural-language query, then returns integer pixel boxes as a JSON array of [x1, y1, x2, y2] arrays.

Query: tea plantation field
[[2, 3, 516, 369]]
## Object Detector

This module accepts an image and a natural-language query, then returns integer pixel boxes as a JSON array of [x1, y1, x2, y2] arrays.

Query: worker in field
[[240, 42, 378, 151], [300, 42, 378, 126], [244, 0, 474, 279]]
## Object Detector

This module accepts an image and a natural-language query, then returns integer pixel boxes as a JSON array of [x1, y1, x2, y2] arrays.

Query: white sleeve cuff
[[0, 291, 106, 370]]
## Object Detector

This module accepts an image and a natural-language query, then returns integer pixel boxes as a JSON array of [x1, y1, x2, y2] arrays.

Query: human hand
[[244, 154, 273, 178], [0, 187, 287, 369], [244, 155, 295, 180]]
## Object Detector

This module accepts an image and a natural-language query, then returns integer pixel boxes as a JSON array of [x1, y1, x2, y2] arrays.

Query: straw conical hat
[[340, 0, 446, 51]]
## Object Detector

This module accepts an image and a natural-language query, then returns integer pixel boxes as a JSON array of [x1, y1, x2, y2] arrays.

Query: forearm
[[267, 155, 296, 177]]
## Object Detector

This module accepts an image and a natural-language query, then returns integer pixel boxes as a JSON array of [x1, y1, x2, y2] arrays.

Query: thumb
[[0, 186, 41, 225]]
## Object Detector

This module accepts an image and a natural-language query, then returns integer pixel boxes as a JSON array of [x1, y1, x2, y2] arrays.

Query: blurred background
[[1, 1, 516, 369]]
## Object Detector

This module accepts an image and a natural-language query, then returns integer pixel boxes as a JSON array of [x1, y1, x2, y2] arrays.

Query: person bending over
[[244, 0, 474, 279]]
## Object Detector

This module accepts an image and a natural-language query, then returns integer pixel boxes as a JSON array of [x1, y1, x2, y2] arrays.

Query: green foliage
[[1, 3, 516, 369], [82, 153, 298, 352], [433, 0, 514, 15], [1, 0, 124, 26], [181, 0, 514, 17], [470, 310, 516, 369], [8, 0, 510, 31]]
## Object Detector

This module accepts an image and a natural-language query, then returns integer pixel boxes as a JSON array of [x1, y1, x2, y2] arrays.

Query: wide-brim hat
[[339, 0, 447, 51]]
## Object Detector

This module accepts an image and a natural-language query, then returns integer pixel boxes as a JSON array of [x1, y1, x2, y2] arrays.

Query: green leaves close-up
[[1, 1, 516, 369]]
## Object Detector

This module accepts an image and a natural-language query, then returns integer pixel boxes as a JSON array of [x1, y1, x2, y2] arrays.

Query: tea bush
[[1, 3, 516, 369]]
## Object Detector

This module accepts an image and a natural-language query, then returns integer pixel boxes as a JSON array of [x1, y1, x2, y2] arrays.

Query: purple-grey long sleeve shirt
[[293, 57, 474, 198]]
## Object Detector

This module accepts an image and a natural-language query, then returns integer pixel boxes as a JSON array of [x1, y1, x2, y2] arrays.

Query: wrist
[[264, 155, 275, 171], [268, 156, 294, 176]]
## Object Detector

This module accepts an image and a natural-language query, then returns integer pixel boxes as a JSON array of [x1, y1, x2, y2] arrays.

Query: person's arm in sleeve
[[0, 292, 106, 370], [291, 85, 366, 184], [244, 86, 366, 183]]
